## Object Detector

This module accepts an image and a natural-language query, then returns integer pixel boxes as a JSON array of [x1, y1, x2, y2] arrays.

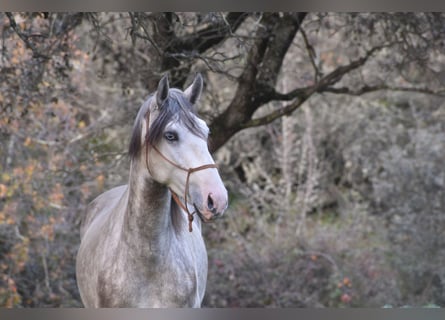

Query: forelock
[[128, 89, 207, 160], [146, 90, 205, 145]]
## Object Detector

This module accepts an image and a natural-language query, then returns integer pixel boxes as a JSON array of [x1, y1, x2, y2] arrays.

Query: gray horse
[[76, 74, 228, 307]]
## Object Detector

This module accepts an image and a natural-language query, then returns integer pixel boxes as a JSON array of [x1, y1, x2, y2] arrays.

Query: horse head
[[130, 74, 228, 223]]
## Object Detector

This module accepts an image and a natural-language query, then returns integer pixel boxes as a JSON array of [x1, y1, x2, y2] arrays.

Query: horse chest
[[96, 234, 207, 307]]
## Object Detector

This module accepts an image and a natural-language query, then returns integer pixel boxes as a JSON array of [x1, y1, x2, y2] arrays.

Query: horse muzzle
[[194, 190, 228, 222]]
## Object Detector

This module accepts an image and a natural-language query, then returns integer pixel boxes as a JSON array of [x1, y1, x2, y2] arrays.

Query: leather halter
[[144, 113, 217, 232]]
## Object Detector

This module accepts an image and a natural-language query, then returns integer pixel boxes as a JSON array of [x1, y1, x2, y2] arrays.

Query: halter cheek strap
[[148, 145, 217, 232]]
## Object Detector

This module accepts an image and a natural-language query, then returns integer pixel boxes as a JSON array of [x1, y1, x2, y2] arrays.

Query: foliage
[[0, 13, 122, 307], [209, 91, 445, 307]]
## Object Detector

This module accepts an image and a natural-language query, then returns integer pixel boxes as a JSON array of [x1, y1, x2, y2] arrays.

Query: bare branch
[[241, 45, 392, 129], [241, 96, 309, 129], [300, 26, 321, 81], [259, 44, 388, 104], [315, 45, 385, 89], [5, 12, 50, 60], [128, 12, 163, 57], [173, 12, 248, 54], [323, 85, 445, 96], [242, 80, 445, 131]]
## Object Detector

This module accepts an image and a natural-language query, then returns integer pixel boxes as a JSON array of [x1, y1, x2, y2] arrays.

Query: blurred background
[[0, 12, 445, 307]]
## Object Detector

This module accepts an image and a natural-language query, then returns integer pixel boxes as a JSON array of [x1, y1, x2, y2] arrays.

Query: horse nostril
[[207, 194, 215, 212]]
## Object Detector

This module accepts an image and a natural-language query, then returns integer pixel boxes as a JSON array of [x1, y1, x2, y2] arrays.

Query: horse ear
[[156, 74, 169, 108], [184, 73, 203, 105]]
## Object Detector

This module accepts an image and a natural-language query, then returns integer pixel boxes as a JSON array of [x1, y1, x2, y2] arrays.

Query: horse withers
[[76, 74, 228, 307]]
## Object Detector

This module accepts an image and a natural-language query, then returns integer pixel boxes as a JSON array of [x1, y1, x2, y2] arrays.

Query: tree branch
[[208, 14, 275, 152], [5, 12, 50, 60], [300, 26, 321, 81], [241, 97, 309, 129], [128, 12, 163, 58], [209, 13, 307, 152], [241, 76, 445, 131], [252, 13, 307, 106], [257, 44, 388, 104], [175, 12, 248, 54], [143, 12, 249, 88], [315, 45, 384, 90], [323, 85, 445, 96], [256, 13, 307, 87], [240, 45, 387, 129]]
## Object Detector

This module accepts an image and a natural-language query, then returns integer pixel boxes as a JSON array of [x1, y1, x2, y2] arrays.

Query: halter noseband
[[144, 113, 217, 232]]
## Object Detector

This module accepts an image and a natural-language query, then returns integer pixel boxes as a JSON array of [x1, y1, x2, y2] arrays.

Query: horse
[[76, 74, 228, 307]]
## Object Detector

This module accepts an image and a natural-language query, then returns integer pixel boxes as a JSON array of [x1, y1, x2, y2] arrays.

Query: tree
[[106, 13, 445, 151]]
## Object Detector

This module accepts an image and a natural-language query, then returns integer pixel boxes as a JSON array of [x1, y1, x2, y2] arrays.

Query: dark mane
[[128, 89, 206, 160]]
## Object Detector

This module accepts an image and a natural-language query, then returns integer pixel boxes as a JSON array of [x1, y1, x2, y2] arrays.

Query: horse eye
[[164, 131, 178, 142]]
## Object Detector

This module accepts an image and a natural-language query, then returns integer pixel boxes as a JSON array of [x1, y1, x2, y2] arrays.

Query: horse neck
[[123, 158, 173, 255]]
